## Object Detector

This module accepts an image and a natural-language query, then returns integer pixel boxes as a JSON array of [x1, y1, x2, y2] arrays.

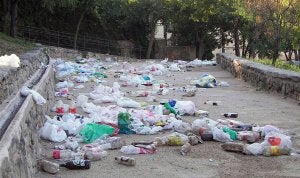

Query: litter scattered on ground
[[38, 57, 298, 174]]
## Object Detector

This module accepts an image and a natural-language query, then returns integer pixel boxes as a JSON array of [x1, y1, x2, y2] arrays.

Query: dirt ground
[[37, 60, 300, 178]]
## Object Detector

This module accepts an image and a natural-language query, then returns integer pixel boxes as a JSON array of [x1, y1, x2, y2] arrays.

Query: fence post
[[139, 46, 142, 59], [107, 40, 110, 54], [84, 34, 86, 50], [28, 27, 31, 41], [48, 31, 50, 46], [57, 31, 59, 47]]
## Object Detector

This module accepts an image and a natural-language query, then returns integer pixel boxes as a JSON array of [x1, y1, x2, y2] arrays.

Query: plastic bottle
[[56, 100, 64, 115], [84, 151, 107, 161], [237, 131, 260, 143], [263, 146, 291, 156], [204, 100, 220, 106], [115, 156, 136, 166], [130, 91, 149, 97], [52, 150, 84, 159], [231, 124, 253, 131], [68, 100, 77, 114], [120, 145, 156, 154], [39, 159, 60, 174], [94, 137, 126, 150], [163, 102, 177, 115], [223, 113, 238, 118], [60, 159, 91, 170]]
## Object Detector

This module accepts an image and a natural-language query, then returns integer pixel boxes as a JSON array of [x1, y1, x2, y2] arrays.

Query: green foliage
[[252, 58, 300, 72]]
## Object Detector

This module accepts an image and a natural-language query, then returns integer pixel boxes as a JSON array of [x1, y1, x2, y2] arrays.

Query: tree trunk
[[0, 0, 8, 32], [74, 10, 87, 50], [10, 0, 18, 37], [298, 49, 300, 61], [221, 30, 225, 53], [233, 18, 240, 57], [146, 28, 155, 59], [196, 32, 205, 60]]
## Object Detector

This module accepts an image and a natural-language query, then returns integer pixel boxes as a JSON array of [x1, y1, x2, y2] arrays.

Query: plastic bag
[[211, 126, 232, 142], [76, 95, 88, 107], [30, 90, 46, 105], [174, 101, 196, 115], [173, 121, 191, 134], [40, 122, 67, 142], [169, 63, 181, 72], [20, 86, 31, 96], [80, 123, 115, 143], [118, 112, 136, 134], [263, 132, 292, 149], [154, 132, 189, 146], [20, 86, 46, 105], [261, 125, 286, 137], [244, 143, 264, 155], [193, 74, 217, 88], [117, 98, 140, 108]]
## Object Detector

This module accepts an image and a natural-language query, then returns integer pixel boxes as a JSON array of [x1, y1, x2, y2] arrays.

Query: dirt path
[[37, 62, 300, 178]]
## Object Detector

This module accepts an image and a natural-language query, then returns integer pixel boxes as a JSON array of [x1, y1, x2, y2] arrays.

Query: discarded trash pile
[[37, 57, 296, 174]]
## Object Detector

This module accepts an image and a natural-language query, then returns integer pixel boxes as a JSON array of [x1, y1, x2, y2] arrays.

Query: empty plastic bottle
[[56, 100, 64, 115], [68, 100, 77, 114], [52, 150, 84, 159], [115, 156, 136, 166], [39, 159, 60, 174], [84, 151, 107, 161], [60, 159, 91, 170], [204, 100, 220, 106], [223, 113, 238, 118]]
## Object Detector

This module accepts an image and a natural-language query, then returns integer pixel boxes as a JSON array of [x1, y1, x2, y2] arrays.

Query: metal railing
[[17, 26, 146, 59]]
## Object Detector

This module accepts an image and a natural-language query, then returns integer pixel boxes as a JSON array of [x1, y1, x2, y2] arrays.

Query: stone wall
[[0, 58, 55, 177], [47, 46, 137, 62], [216, 53, 300, 101], [0, 48, 49, 104]]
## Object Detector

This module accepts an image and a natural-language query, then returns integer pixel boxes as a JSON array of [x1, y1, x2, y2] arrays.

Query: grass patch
[[251, 58, 300, 73], [0, 32, 35, 56]]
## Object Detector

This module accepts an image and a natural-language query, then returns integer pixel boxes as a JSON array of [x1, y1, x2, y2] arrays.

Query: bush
[[252, 58, 300, 72]]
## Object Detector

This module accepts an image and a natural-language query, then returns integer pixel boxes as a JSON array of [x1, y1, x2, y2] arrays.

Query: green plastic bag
[[118, 112, 136, 134], [94, 72, 108, 78], [222, 127, 237, 140], [80, 123, 115, 143]]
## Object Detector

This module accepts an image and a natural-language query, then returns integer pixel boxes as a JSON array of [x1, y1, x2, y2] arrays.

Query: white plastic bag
[[244, 143, 264, 155], [169, 63, 181, 72], [20, 86, 31, 96], [30, 90, 46, 105], [117, 98, 140, 108], [40, 122, 67, 142], [77, 95, 88, 107], [173, 121, 191, 134], [211, 126, 232, 142], [174, 101, 196, 115]]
